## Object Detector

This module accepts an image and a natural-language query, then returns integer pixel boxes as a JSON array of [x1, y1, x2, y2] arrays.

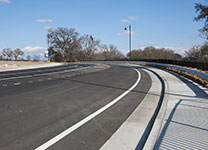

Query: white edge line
[[34, 68, 141, 150]]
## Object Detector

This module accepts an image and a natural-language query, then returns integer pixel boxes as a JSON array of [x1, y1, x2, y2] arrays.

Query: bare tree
[[47, 27, 126, 61], [101, 44, 110, 60], [195, 3, 208, 40], [109, 45, 124, 60], [128, 49, 144, 60], [80, 35, 100, 60], [47, 27, 82, 62], [2, 48, 14, 60], [128, 46, 182, 60], [101, 44, 124, 60], [184, 44, 208, 62], [14, 48, 24, 60]]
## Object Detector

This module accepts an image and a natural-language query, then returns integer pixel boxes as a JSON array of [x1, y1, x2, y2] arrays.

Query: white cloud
[[116, 31, 137, 36], [36, 19, 53, 23], [129, 16, 136, 21], [44, 26, 52, 30], [22, 46, 48, 60], [162, 46, 187, 55], [118, 48, 128, 56], [120, 16, 136, 23], [0, 0, 10, 3], [23, 46, 47, 52], [120, 19, 129, 23]]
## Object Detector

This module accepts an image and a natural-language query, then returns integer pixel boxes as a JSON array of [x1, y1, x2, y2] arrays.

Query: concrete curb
[[142, 67, 169, 150], [100, 66, 162, 150]]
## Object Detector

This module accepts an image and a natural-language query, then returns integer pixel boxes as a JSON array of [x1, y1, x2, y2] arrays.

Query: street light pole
[[129, 25, 131, 61], [125, 25, 132, 61]]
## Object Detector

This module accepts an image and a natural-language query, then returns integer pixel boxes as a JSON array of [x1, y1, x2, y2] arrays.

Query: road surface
[[0, 64, 151, 150]]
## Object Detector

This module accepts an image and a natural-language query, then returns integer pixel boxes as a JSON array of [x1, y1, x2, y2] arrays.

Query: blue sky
[[0, 0, 207, 57]]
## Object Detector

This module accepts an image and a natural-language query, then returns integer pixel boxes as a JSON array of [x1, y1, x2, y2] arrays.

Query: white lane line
[[34, 68, 141, 150], [0, 67, 91, 81]]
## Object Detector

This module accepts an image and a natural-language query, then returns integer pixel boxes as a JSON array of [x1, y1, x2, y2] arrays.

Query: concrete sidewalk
[[150, 68, 208, 150]]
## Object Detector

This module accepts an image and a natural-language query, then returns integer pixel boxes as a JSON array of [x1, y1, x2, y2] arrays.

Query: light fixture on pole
[[124, 25, 131, 61]]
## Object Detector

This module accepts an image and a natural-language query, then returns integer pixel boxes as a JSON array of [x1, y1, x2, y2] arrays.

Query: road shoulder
[[100, 66, 162, 150]]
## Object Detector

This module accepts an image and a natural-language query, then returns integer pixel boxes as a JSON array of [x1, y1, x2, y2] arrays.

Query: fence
[[138, 59, 208, 71]]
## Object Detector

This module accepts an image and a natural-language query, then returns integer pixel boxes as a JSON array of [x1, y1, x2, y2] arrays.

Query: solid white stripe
[[34, 68, 141, 150]]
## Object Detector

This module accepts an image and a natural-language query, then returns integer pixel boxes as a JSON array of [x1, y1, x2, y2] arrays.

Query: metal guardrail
[[81, 61, 208, 81], [136, 61, 208, 80]]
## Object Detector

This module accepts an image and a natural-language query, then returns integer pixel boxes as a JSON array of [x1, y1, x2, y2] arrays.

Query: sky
[[0, 0, 207, 58]]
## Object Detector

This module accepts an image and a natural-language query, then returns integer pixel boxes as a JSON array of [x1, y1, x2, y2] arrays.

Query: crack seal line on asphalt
[[34, 68, 141, 150]]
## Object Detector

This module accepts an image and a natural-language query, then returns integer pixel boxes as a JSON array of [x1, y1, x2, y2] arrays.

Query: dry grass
[[0, 61, 51, 71]]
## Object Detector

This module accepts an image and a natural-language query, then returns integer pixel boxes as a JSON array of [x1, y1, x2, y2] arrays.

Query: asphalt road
[[0, 64, 151, 150]]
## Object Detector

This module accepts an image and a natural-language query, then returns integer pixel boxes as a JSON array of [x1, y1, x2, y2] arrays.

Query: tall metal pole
[[124, 25, 132, 60], [129, 25, 131, 61]]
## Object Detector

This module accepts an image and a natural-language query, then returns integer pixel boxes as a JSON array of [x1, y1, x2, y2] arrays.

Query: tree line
[[0, 48, 24, 60], [1, 33, 207, 63], [47, 27, 124, 62], [47, 27, 208, 63], [0, 48, 42, 61], [127, 46, 182, 61], [126, 45, 208, 63]]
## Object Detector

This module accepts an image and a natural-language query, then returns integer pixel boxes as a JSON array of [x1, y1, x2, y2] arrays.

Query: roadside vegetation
[[0, 48, 24, 61], [47, 27, 124, 62]]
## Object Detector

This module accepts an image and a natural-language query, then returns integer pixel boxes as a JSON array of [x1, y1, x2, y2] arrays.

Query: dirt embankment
[[0, 61, 60, 71]]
